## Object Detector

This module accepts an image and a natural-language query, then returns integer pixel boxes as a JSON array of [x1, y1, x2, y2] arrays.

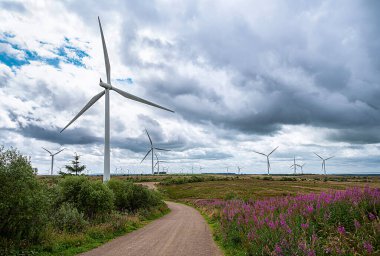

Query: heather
[[194, 187, 380, 255]]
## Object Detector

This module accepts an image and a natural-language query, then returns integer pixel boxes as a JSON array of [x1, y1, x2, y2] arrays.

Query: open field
[[158, 175, 380, 200]]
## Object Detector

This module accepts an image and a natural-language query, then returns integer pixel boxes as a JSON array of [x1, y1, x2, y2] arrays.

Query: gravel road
[[80, 201, 222, 256]]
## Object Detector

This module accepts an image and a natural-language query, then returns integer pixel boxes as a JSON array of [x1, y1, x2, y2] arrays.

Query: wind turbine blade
[[314, 152, 323, 160], [154, 162, 158, 168], [290, 164, 295, 168], [61, 90, 105, 133], [112, 86, 174, 113], [253, 150, 266, 156], [42, 147, 52, 155], [98, 17, 111, 84], [140, 149, 152, 163], [53, 148, 65, 156], [325, 156, 334, 161], [268, 146, 279, 156], [155, 147, 170, 151], [154, 152, 159, 161], [145, 129, 153, 146]]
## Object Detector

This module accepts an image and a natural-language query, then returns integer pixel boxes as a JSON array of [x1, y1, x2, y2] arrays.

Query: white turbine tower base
[[61, 17, 174, 183]]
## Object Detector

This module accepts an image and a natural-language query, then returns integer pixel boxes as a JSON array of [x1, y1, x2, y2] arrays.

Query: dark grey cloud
[[118, 0, 380, 144], [7, 124, 102, 145]]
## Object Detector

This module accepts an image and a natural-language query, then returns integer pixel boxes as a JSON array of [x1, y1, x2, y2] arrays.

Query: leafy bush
[[0, 146, 51, 245], [53, 203, 88, 233], [108, 179, 162, 212], [57, 176, 114, 218]]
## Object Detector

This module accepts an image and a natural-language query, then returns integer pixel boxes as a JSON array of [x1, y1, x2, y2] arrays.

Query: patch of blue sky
[[0, 33, 89, 69], [116, 78, 133, 84]]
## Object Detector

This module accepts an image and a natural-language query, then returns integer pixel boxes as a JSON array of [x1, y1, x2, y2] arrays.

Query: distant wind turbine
[[253, 146, 279, 175], [153, 152, 169, 174], [141, 129, 170, 175], [297, 163, 305, 174], [290, 156, 298, 174], [314, 153, 334, 175], [60, 17, 174, 183], [237, 166, 243, 175], [42, 147, 65, 175]]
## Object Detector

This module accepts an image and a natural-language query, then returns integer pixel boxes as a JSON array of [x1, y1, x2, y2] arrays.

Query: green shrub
[[108, 179, 162, 213], [58, 176, 114, 218], [0, 146, 51, 245], [53, 203, 88, 233]]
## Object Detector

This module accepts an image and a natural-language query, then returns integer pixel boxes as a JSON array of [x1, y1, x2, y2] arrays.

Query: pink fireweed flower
[[368, 213, 376, 221], [363, 241, 373, 253], [301, 222, 309, 229], [247, 231, 256, 241], [337, 226, 346, 235], [274, 244, 282, 255]]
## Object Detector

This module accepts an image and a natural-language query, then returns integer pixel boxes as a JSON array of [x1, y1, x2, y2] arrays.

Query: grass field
[[158, 175, 380, 200]]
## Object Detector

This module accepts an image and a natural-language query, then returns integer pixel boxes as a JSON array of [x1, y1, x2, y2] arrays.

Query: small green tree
[[65, 153, 86, 175]]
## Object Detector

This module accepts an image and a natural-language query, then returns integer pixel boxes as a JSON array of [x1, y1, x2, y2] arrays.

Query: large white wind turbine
[[314, 153, 334, 175], [61, 17, 174, 182], [253, 146, 279, 175], [141, 129, 171, 174], [42, 147, 65, 175]]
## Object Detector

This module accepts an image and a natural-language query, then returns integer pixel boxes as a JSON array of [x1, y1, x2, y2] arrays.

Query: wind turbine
[[253, 146, 279, 175], [237, 166, 243, 175], [290, 156, 297, 174], [60, 17, 174, 183], [42, 147, 65, 175], [141, 129, 171, 175], [297, 163, 305, 174], [199, 166, 204, 173], [153, 152, 169, 174], [314, 153, 334, 175]]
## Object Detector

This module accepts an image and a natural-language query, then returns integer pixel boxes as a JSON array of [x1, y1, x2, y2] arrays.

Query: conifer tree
[[65, 152, 86, 175]]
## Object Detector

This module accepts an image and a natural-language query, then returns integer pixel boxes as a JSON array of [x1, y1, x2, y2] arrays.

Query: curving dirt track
[[80, 201, 222, 256]]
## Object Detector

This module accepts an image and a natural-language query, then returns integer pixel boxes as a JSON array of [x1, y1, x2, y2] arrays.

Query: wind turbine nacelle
[[99, 79, 112, 89]]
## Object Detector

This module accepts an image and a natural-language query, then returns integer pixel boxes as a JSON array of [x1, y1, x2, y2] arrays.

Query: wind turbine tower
[[314, 153, 334, 175], [290, 156, 297, 174], [42, 147, 65, 175], [253, 146, 279, 175], [60, 17, 174, 183]]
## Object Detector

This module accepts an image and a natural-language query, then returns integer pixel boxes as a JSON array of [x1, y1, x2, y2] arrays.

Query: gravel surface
[[80, 201, 222, 256]]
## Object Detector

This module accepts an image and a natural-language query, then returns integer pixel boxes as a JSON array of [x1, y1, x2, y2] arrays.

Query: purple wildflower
[[363, 241, 373, 253], [337, 226, 346, 235]]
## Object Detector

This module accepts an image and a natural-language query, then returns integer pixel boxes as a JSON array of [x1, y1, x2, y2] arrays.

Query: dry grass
[[159, 175, 380, 200]]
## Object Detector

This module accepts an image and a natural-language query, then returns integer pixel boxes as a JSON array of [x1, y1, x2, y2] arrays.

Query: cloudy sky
[[1, 0, 379, 175]]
